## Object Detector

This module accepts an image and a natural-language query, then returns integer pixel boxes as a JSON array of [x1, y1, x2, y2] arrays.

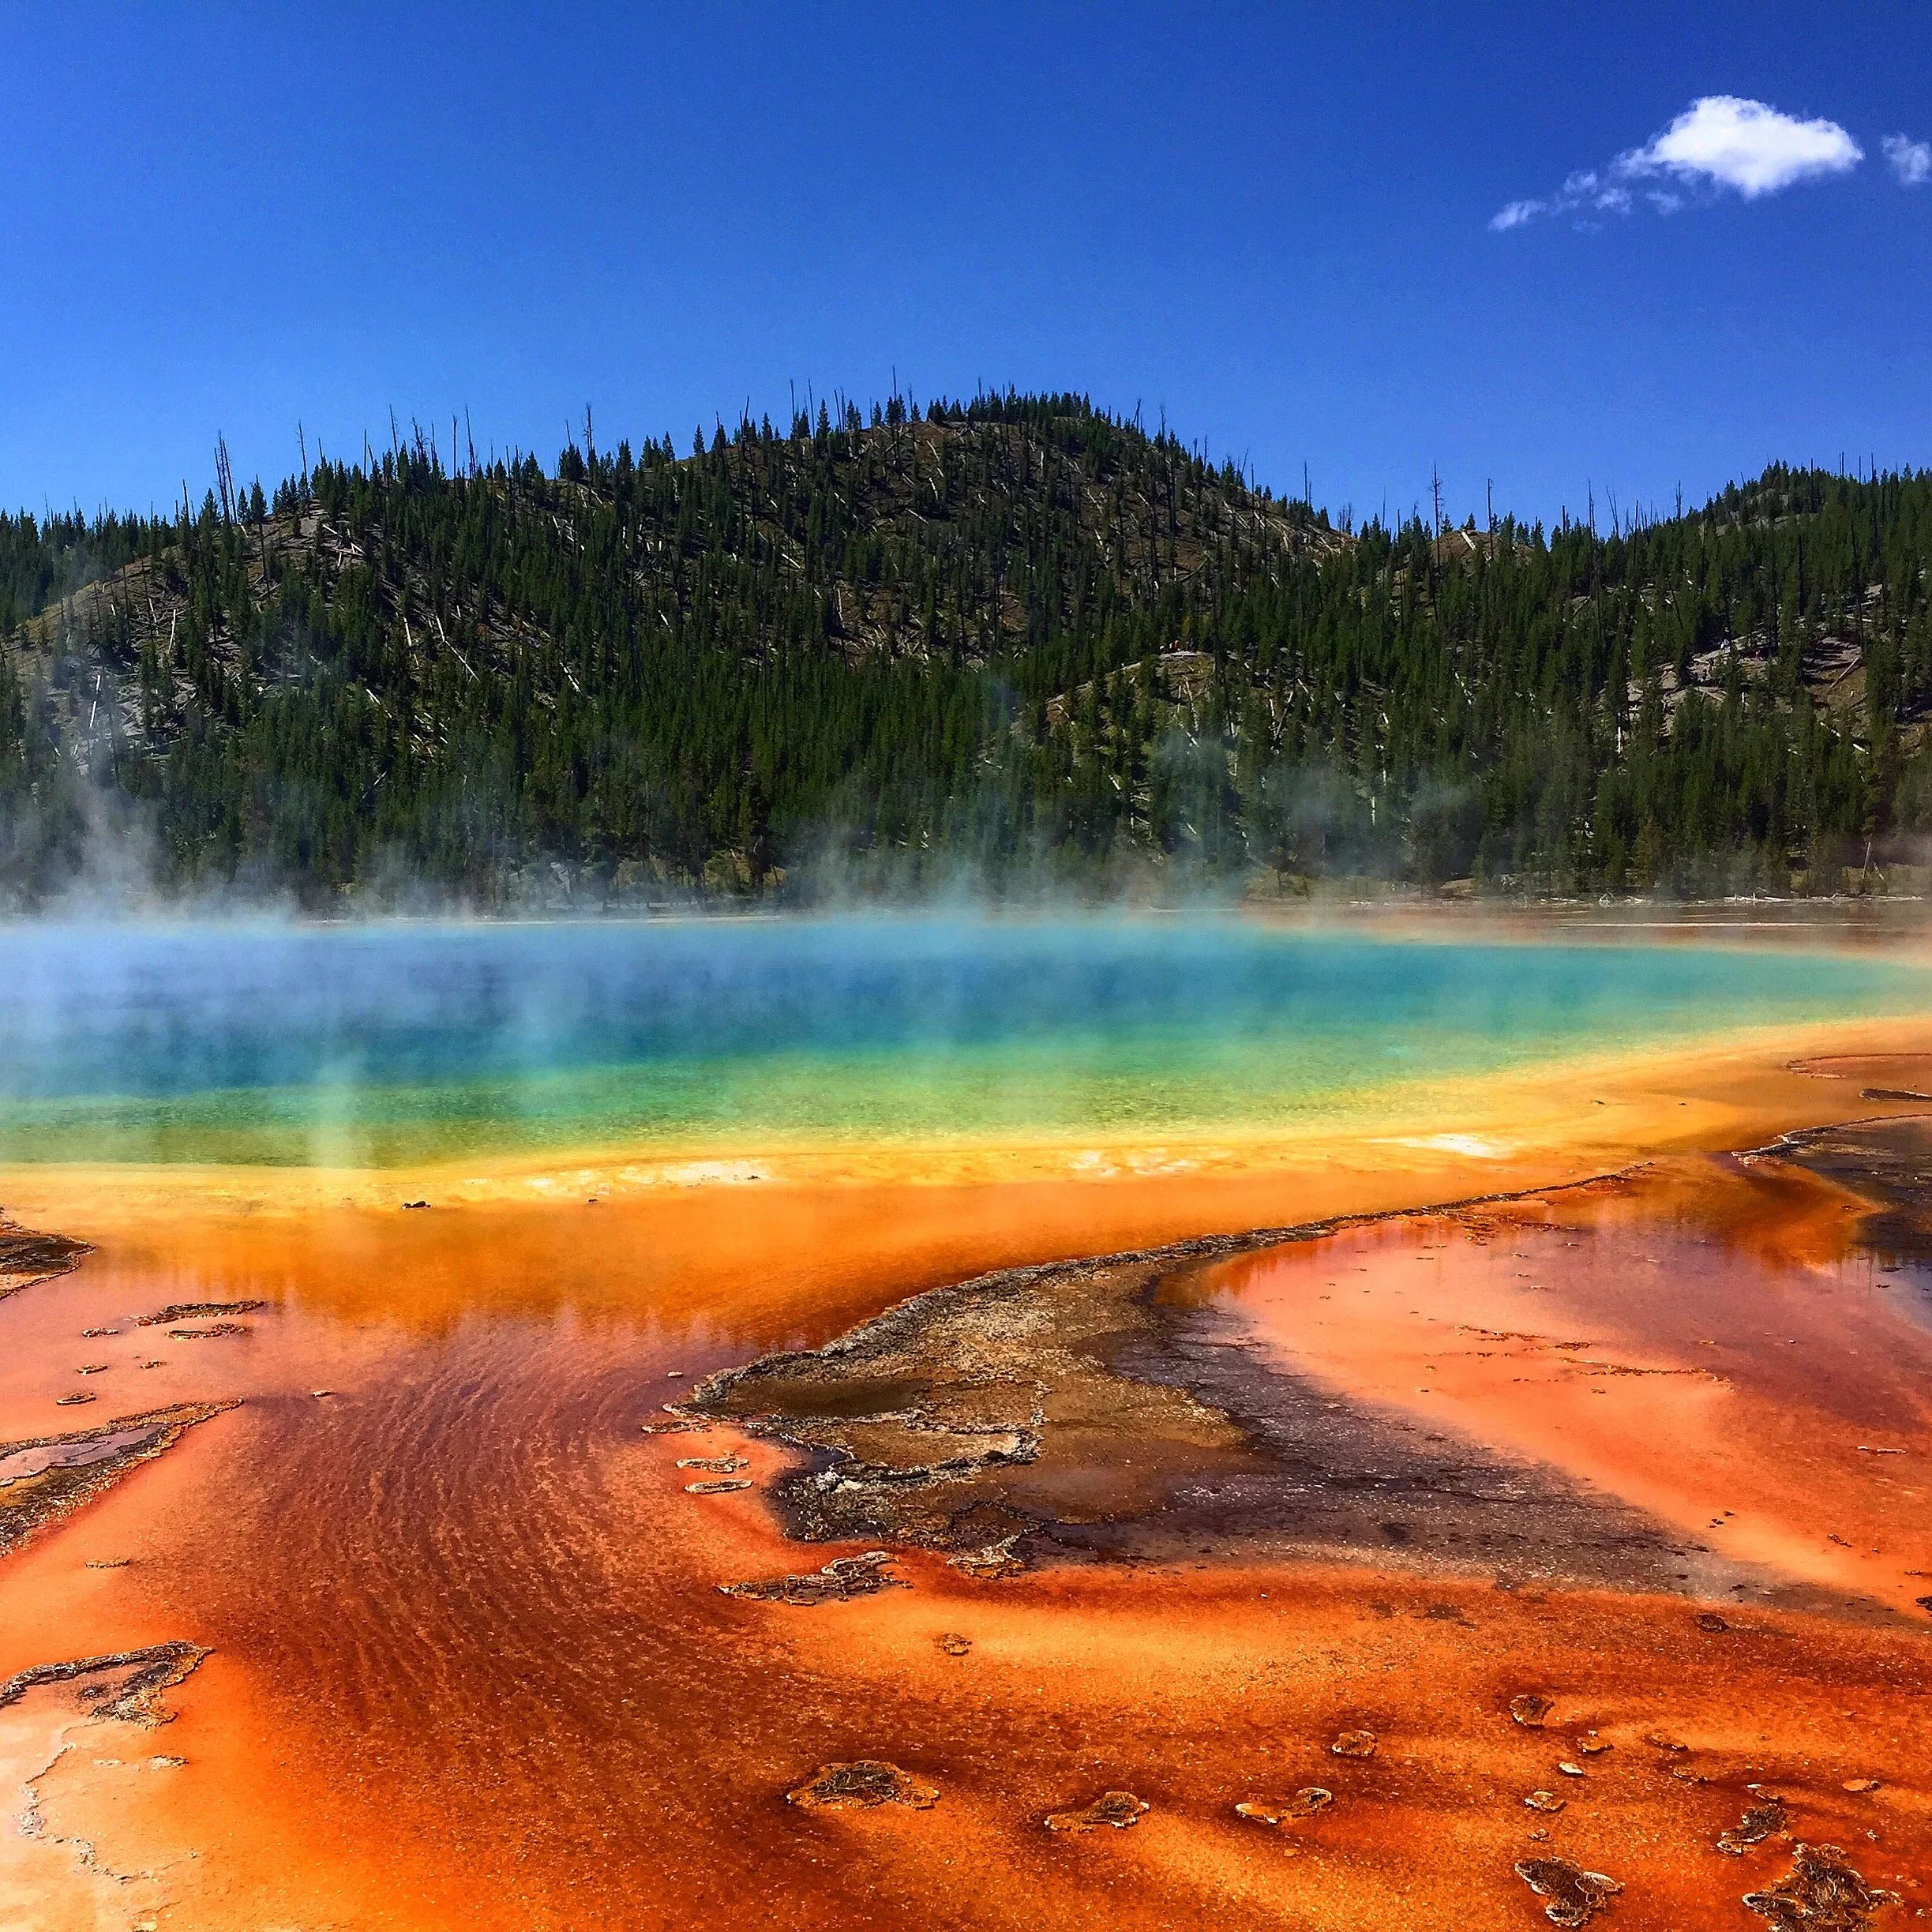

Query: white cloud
[[1884, 133, 1932, 186], [1492, 94, 1864, 231], [1619, 96, 1862, 197], [1489, 198, 1545, 232]]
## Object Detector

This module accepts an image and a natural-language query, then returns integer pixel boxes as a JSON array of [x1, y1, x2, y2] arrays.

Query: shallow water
[[1, 916, 1926, 1163], [3, 922, 1932, 1929], [5, 1133, 1930, 1930]]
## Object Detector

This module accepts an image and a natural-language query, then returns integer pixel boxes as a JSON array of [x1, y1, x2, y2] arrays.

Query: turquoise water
[[0, 917, 1923, 1166]]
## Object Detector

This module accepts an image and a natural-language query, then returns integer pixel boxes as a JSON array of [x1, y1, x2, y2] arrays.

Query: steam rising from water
[[0, 915, 1923, 1165]]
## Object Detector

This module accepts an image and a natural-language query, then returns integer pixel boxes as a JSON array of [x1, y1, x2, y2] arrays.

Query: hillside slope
[[2, 393, 1929, 903]]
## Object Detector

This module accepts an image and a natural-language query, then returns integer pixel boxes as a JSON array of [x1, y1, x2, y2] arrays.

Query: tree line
[[2, 392, 1927, 904]]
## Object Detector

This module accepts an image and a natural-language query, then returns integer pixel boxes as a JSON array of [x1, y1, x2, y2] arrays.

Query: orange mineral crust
[[1201, 1151, 1932, 1620], [2, 1035, 1930, 1928]]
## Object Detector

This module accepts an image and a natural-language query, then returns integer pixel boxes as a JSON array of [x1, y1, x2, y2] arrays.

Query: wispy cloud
[[1884, 133, 1932, 186], [1490, 197, 1544, 232], [1492, 95, 1863, 231]]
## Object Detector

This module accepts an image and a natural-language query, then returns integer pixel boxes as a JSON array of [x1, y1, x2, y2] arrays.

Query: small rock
[[948, 1535, 1027, 1580], [786, 1761, 938, 1811], [1511, 1693, 1555, 1728], [720, 1552, 903, 1607], [1525, 1791, 1567, 1814], [1236, 1788, 1333, 1825], [684, 1478, 752, 1495], [1514, 1856, 1623, 1928], [677, 1454, 748, 1474], [1840, 1778, 1879, 1794], [1718, 1799, 1788, 1856], [1576, 1735, 1611, 1756], [1330, 1729, 1376, 1758], [1743, 1844, 1899, 1931], [1557, 1761, 1586, 1777], [55, 1393, 96, 1406], [936, 1633, 973, 1657], [1045, 1791, 1147, 1833]]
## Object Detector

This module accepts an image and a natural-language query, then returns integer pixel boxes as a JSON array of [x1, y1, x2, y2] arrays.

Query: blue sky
[[4, 2, 1928, 527]]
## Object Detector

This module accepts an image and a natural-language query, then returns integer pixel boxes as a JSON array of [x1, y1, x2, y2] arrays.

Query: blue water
[[0, 916, 1921, 1165]]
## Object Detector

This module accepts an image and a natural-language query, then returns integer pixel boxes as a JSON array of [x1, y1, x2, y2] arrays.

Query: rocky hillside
[[2, 396, 1928, 903]]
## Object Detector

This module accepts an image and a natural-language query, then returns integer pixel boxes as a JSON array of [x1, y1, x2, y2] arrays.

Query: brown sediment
[[1235, 1787, 1331, 1825], [1044, 1791, 1147, 1832], [0, 1641, 207, 1724], [1514, 1856, 1623, 1926], [0, 1405, 236, 1559], [0, 1218, 90, 1300], [1718, 1796, 1789, 1855], [1766, 1114, 1932, 1271], [684, 1191, 1722, 1586], [685, 1167, 1774, 1591], [132, 1300, 268, 1327], [1743, 1844, 1900, 1930], [786, 1760, 940, 1811], [720, 1550, 906, 1606]]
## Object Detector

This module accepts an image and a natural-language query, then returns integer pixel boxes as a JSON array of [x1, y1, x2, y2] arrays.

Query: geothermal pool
[[1, 917, 1929, 1931], [1, 915, 1926, 1163]]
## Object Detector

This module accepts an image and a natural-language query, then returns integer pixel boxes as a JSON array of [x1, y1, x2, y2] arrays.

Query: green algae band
[[0, 917, 1926, 1167]]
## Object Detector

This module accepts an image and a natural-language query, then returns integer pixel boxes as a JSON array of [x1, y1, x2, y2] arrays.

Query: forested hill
[[2, 390, 1929, 906]]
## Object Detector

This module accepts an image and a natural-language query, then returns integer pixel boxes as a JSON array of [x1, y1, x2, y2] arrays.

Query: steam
[[1, 914, 1922, 1170]]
